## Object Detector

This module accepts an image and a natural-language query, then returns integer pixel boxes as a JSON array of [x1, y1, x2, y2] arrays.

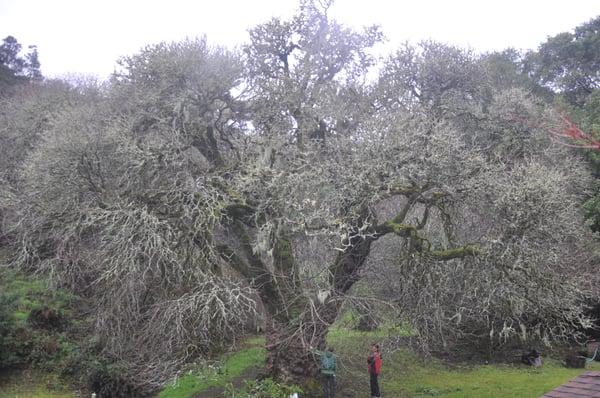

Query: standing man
[[367, 343, 382, 398], [312, 346, 337, 398]]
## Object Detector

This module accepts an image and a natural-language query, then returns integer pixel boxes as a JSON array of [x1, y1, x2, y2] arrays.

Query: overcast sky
[[1, 0, 599, 79]]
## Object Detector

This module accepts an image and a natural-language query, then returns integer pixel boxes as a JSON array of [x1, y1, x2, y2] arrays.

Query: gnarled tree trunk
[[263, 296, 344, 387], [261, 231, 375, 386]]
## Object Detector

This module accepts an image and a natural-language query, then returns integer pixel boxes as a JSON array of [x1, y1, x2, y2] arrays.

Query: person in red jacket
[[367, 343, 382, 398]]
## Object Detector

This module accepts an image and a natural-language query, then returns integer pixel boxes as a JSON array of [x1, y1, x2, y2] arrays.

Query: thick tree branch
[[376, 221, 479, 260], [222, 220, 285, 318]]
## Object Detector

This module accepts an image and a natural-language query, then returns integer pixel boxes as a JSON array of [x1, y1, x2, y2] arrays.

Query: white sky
[[1, 0, 599, 79]]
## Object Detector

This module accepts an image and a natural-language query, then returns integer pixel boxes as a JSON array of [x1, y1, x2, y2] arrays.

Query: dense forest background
[[1, 1, 600, 396]]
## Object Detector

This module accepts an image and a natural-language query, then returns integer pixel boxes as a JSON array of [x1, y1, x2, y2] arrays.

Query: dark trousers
[[323, 374, 335, 398], [370, 372, 380, 397]]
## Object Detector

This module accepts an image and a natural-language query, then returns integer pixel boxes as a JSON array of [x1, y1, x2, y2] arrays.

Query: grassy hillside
[[0, 260, 83, 398]]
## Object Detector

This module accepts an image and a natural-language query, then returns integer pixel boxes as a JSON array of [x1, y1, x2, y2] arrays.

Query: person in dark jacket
[[311, 346, 337, 398], [367, 343, 382, 398]]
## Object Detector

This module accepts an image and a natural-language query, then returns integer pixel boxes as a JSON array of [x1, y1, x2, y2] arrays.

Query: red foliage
[[549, 115, 600, 150]]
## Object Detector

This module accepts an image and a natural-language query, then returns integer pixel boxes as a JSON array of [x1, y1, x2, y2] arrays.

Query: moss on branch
[[386, 185, 420, 196], [377, 221, 479, 260], [378, 222, 419, 238], [430, 244, 480, 260]]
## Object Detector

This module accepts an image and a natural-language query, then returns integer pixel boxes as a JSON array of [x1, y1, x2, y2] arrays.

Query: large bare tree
[[1, 1, 597, 393]]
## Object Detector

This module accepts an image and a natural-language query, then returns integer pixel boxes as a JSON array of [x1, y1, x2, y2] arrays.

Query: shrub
[[28, 305, 65, 330], [88, 361, 143, 398]]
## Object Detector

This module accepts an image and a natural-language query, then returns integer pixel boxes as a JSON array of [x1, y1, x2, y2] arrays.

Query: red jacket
[[368, 352, 382, 375]]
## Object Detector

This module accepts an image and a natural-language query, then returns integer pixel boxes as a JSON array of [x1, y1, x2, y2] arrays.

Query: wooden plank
[[563, 381, 597, 388], [543, 391, 591, 398], [542, 372, 600, 397], [575, 383, 600, 392], [563, 381, 600, 391], [554, 386, 595, 395]]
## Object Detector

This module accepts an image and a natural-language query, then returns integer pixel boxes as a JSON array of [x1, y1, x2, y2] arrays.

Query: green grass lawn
[[381, 352, 600, 397], [328, 327, 600, 397]]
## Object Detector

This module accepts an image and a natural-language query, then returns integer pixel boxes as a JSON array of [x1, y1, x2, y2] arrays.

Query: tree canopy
[[0, 35, 41, 94], [525, 16, 600, 107]]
